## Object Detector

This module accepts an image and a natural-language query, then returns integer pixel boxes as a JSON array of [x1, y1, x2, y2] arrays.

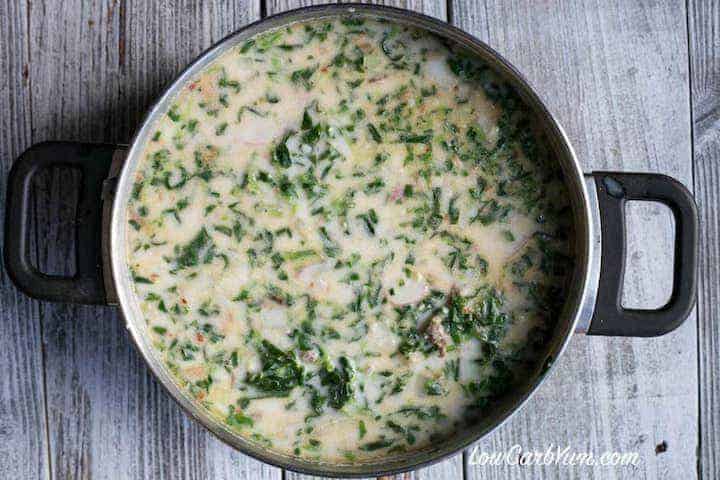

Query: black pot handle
[[4, 142, 117, 305], [588, 172, 698, 336]]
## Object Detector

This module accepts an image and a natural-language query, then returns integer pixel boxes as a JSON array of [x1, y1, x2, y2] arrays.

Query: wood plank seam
[[684, 2, 703, 478], [23, 0, 53, 478], [688, 1, 719, 478]]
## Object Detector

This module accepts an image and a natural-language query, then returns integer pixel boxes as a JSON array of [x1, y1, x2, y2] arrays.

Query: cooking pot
[[3, 4, 698, 477]]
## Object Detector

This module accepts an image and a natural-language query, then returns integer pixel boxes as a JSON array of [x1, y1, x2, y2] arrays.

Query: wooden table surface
[[0, 1, 717, 479]]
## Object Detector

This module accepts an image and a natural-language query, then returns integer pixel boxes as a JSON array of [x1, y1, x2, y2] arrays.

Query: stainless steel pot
[[3, 4, 698, 477]]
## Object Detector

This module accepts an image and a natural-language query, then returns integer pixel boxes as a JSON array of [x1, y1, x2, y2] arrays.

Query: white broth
[[126, 16, 573, 463]]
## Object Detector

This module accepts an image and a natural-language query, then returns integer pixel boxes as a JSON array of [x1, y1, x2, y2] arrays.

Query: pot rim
[[110, 3, 594, 477]]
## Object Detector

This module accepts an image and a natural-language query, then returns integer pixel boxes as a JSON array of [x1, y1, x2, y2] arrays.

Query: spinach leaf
[[225, 408, 254, 429], [247, 339, 304, 396], [360, 438, 394, 452], [320, 356, 355, 409], [367, 123, 382, 143], [171, 227, 216, 271], [272, 132, 293, 168]]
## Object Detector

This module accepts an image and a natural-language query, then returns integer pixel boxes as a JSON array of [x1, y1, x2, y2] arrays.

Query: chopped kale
[[247, 339, 304, 396], [367, 123, 382, 143], [272, 132, 293, 168], [359, 438, 394, 451], [320, 356, 355, 409], [170, 227, 216, 272]]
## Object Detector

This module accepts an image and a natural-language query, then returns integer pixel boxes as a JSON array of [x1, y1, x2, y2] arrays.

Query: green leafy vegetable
[[247, 339, 304, 396], [320, 356, 355, 409]]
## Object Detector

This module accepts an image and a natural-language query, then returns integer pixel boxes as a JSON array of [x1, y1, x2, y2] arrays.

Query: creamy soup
[[126, 16, 573, 463]]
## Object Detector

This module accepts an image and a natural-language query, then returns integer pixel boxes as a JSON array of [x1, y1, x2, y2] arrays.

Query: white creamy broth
[[126, 16, 573, 463]]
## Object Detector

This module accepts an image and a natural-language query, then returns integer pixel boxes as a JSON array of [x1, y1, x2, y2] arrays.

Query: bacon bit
[[188, 81, 199, 90], [301, 350, 319, 363], [320, 66, 329, 73], [357, 40, 371, 51], [195, 75, 217, 101], [198, 145, 219, 164], [425, 318, 450, 357], [184, 365, 206, 381], [389, 184, 404, 202], [195, 332, 205, 343], [180, 297, 188, 305], [149, 273, 159, 281]]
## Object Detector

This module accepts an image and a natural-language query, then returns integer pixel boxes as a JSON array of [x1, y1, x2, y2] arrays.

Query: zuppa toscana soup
[[126, 16, 573, 463]]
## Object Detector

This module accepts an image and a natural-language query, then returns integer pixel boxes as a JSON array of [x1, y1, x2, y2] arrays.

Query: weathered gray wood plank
[[453, 1, 697, 479], [0, 1, 50, 479], [27, 1, 277, 478], [265, 2, 456, 480], [689, 1, 720, 479], [266, 0, 446, 18]]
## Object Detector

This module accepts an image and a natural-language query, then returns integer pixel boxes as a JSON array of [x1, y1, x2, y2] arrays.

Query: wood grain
[[26, 1, 277, 479], [266, 0, 446, 19], [452, 1, 697, 479], [689, 1, 720, 479], [0, 0, 50, 479]]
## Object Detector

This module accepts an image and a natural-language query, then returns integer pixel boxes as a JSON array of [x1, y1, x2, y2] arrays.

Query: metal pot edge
[[106, 4, 598, 477]]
